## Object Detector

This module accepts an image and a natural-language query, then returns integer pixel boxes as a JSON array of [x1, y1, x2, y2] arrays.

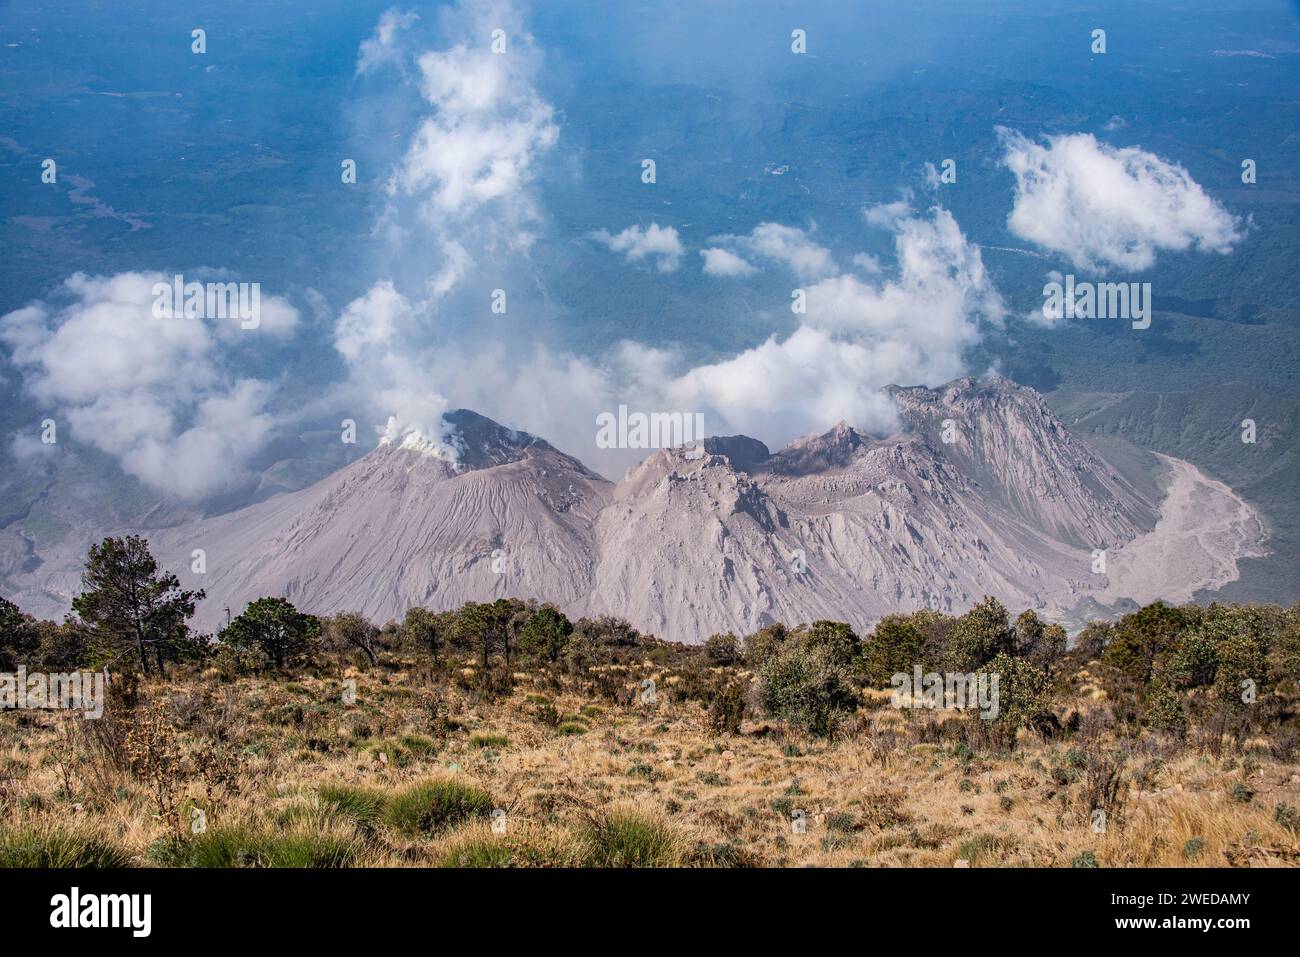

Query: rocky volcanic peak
[[888, 375, 1155, 548], [441, 408, 591, 474], [769, 421, 869, 476], [701, 435, 771, 473], [612, 443, 772, 523]]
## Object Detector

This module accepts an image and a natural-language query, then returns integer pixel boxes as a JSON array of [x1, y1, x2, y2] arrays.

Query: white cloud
[[708, 222, 836, 281], [864, 199, 912, 229], [124, 381, 277, 498], [334, 0, 564, 458], [356, 8, 419, 75], [593, 223, 684, 273], [0, 272, 297, 498], [386, 1, 557, 229], [1020, 269, 1068, 329], [700, 247, 756, 278], [333, 280, 459, 461], [999, 127, 1245, 272], [851, 252, 882, 274]]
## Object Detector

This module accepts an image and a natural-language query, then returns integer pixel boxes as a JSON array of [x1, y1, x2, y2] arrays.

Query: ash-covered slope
[[156, 411, 611, 630], [150, 378, 1264, 640]]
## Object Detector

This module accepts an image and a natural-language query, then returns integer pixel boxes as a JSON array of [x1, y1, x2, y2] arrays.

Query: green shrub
[[218, 597, 321, 671], [627, 761, 660, 782], [863, 616, 925, 686], [984, 652, 1054, 733], [1102, 602, 1188, 685], [825, 812, 858, 834], [382, 779, 494, 838], [437, 835, 518, 868], [945, 597, 1014, 672], [759, 627, 859, 737], [688, 840, 759, 867], [1145, 679, 1189, 737], [742, 623, 788, 670], [519, 605, 574, 663], [251, 832, 357, 867], [706, 681, 747, 735], [704, 632, 741, 666]]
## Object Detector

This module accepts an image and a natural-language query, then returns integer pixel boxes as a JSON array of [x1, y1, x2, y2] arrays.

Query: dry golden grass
[[1, 660, 1297, 868]]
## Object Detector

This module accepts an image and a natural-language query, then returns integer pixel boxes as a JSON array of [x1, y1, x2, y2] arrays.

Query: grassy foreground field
[[3, 650, 1299, 869]]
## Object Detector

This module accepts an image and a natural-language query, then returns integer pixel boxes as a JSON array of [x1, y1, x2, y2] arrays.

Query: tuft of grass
[[255, 832, 358, 868], [825, 812, 858, 834], [628, 761, 660, 782], [688, 840, 762, 867], [470, 733, 508, 749], [399, 734, 439, 757], [155, 827, 357, 868], [381, 779, 494, 838], [580, 808, 684, 867], [318, 783, 387, 830], [954, 833, 1011, 866], [434, 826, 570, 868], [437, 835, 517, 868], [0, 825, 133, 868], [557, 722, 588, 736]]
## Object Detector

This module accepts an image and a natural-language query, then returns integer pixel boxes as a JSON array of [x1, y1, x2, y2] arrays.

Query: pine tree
[[71, 536, 204, 676], [219, 597, 319, 670]]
